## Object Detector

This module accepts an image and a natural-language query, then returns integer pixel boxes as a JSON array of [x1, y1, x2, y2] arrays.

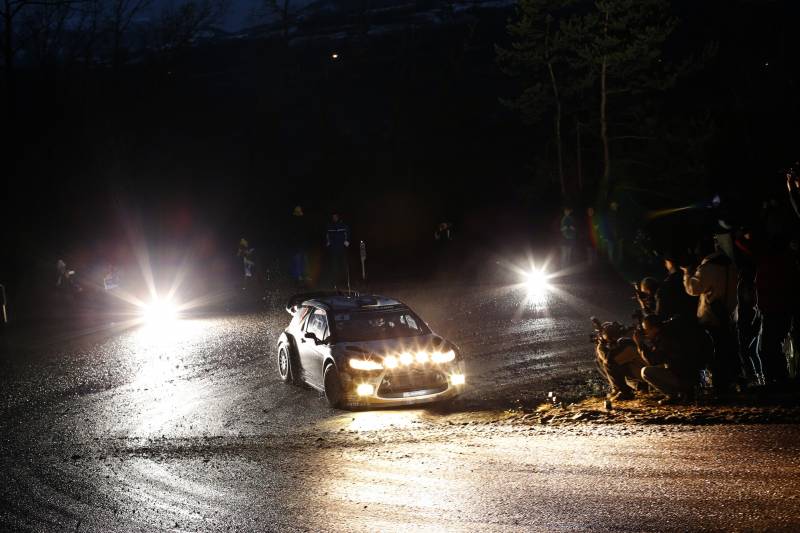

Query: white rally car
[[277, 292, 466, 408]]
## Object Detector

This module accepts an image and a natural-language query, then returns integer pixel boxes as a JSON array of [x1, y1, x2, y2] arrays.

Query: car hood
[[334, 334, 450, 357]]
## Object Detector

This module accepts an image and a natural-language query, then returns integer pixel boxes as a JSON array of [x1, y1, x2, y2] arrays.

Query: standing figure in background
[[584, 207, 600, 266], [326, 213, 351, 289], [290, 206, 310, 287], [603, 201, 621, 266], [786, 162, 800, 219], [238, 238, 256, 290], [435, 221, 453, 243], [56, 259, 68, 287], [559, 207, 576, 268]]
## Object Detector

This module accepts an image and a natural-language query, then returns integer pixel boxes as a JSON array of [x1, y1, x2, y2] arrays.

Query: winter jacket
[[637, 317, 709, 382], [560, 214, 576, 241], [755, 251, 800, 314], [290, 214, 312, 250], [656, 271, 698, 321], [326, 221, 351, 250], [683, 252, 739, 327]]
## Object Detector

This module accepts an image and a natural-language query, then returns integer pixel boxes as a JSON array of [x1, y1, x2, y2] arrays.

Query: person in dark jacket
[[290, 206, 311, 286], [635, 314, 711, 403], [754, 240, 800, 386], [559, 207, 577, 268], [326, 212, 351, 289], [655, 254, 698, 321]]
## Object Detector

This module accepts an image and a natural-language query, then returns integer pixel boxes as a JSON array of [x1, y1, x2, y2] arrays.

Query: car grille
[[378, 368, 448, 398]]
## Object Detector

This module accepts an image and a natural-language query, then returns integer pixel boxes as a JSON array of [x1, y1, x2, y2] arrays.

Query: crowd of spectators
[[593, 164, 800, 404]]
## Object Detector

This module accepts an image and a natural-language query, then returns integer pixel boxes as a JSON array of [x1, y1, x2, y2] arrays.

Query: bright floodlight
[[141, 297, 178, 324], [526, 268, 551, 295]]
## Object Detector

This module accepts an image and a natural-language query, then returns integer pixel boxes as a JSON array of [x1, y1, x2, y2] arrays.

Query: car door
[[308, 312, 331, 387], [299, 309, 327, 388]]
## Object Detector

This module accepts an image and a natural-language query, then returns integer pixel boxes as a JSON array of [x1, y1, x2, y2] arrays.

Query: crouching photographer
[[633, 314, 712, 404], [592, 318, 647, 401]]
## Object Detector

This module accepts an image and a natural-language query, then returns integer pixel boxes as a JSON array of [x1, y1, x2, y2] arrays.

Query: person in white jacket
[[682, 240, 740, 391]]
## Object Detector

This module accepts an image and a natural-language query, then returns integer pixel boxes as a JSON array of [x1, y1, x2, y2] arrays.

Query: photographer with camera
[[633, 314, 711, 404], [633, 278, 659, 315], [592, 318, 646, 401]]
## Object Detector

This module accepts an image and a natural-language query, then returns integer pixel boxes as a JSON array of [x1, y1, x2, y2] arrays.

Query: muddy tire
[[323, 363, 343, 408]]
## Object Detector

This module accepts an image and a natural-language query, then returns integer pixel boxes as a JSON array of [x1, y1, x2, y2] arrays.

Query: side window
[[292, 306, 312, 329], [307, 310, 329, 340], [401, 314, 419, 332]]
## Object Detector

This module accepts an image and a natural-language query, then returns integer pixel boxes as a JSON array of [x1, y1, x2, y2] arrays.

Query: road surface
[[1, 277, 799, 531]]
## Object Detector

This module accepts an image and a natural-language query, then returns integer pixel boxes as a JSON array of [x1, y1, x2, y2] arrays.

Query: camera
[[590, 317, 632, 347]]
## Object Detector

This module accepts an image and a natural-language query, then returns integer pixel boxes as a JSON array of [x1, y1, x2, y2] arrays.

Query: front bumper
[[340, 362, 466, 407]]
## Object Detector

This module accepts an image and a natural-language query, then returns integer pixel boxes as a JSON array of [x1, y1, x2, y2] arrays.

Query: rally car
[[277, 292, 466, 408]]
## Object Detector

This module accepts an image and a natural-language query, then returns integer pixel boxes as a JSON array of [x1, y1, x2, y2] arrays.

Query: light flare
[[356, 383, 374, 396]]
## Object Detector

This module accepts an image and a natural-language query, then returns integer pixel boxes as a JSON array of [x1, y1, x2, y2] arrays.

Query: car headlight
[[140, 297, 179, 324], [349, 358, 383, 371], [415, 351, 429, 363], [356, 383, 374, 396], [383, 355, 399, 369], [399, 352, 414, 365], [431, 349, 456, 363]]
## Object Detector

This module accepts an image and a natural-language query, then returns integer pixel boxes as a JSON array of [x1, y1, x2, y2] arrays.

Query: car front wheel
[[323, 364, 343, 408], [278, 346, 294, 384]]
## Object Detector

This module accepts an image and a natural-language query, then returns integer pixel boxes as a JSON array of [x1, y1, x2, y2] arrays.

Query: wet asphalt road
[[1, 277, 800, 531]]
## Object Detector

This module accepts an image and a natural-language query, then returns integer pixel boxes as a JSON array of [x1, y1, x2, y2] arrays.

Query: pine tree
[[497, 0, 575, 200], [561, 0, 676, 199]]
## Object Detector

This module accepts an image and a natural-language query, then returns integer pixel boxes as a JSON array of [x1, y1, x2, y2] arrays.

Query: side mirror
[[304, 332, 318, 342]]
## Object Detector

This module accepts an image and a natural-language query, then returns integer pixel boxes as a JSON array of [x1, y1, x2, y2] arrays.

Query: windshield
[[332, 309, 429, 342]]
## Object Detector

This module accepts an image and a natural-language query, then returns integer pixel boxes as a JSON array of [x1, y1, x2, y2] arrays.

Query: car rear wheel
[[323, 364, 343, 408], [278, 346, 295, 384]]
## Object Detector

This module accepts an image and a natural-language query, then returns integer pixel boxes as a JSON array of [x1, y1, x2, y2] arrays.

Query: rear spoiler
[[285, 291, 348, 315]]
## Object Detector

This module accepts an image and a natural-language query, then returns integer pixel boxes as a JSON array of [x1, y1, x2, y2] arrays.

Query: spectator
[[325, 213, 351, 289], [584, 207, 600, 266], [290, 206, 310, 287], [559, 207, 577, 268], [594, 321, 646, 401], [634, 277, 660, 315], [603, 201, 621, 266], [434, 221, 453, 243], [634, 314, 711, 404], [733, 229, 762, 382], [786, 162, 800, 219], [237, 238, 256, 290], [754, 239, 800, 386], [655, 253, 698, 321], [682, 238, 740, 391]]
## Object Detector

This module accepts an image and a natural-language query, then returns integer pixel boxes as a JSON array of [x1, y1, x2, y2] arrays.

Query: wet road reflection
[[125, 320, 211, 436], [3, 279, 799, 531]]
